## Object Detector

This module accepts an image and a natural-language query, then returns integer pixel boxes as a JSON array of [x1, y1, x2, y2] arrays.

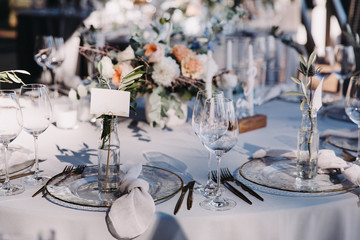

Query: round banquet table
[[0, 98, 359, 240]]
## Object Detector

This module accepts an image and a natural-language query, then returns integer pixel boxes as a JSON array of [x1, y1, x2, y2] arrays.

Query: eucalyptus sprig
[[287, 51, 320, 111], [0, 70, 30, 85]]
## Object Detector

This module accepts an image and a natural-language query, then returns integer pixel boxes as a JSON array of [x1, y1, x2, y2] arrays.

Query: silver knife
[[174, 181, 193, 215]]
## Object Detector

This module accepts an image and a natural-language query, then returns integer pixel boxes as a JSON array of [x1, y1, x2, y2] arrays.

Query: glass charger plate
[[239, 156, 358, 196], [45, 165, 183, 210], [323, 105, 350, 122], [327, 135, 357, 152]]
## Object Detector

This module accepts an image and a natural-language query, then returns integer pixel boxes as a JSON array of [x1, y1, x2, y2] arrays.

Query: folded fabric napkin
[[106, 164, 155, 239], [320, 128, 357, 139], [0, 146, 33, 171], [252, 149, 360, 185]]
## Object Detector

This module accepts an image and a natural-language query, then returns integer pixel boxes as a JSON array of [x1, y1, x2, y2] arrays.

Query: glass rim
[[20, 83, 47, 89], [0, 90, 16, 95]]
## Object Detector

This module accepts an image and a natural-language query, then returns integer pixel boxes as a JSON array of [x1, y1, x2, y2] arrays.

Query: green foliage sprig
[[0, 70, 29, 85], [287, 51, 320, 111]]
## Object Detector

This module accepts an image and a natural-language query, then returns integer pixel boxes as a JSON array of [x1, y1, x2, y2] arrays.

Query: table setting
[[3, 1, 360, 240]]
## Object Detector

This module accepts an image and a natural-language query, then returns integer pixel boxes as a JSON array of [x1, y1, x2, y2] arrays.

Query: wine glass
[[34, 35, 53, 84], [0, 90, 24, 196], [199, 98, 239, 211], [46, 37, 65, 98], [345, 76, 360, 164], [333, 45, 355, 101], [19, 84, 53, 185], [192, 89, 224, 196]]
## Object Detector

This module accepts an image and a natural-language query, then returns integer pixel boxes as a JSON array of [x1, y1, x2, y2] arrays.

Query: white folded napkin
[[252, 149, 360, 185], [107, 164, 155, 239], [0, 146, 33, 171], [320, 128, 357, 139]]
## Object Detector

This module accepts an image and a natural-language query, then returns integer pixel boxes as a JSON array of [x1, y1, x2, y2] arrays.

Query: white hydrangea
[[98, 56, 114, 79], [151, 57, 180, 87]]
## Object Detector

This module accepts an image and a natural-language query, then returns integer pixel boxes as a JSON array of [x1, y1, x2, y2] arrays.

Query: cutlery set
[[32, 165, 86, 198], [173, 180, 195, 215], [173, 168, 263, 214]]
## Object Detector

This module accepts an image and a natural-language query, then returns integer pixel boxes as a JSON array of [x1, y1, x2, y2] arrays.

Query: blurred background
[[0, 0, 359, 93]]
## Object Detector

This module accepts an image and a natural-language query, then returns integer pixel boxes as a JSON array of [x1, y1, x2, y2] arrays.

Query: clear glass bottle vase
[[98, 115, 121, 204], [296, 108, 319, 179]]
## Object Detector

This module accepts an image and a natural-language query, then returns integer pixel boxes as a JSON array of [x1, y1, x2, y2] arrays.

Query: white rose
[[117, 45, 135, 63], [98, 56, 115, 79]]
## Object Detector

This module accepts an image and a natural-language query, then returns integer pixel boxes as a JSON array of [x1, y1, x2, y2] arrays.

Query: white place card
[[90, 88, 130, 117]]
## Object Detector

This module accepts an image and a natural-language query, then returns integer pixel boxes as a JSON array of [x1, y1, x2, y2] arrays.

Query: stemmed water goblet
[[192, 89, 224, 196], [19, 84, 53, 185], [0, 90, 24, 196], [333, 44, 355, 101], [46, 37, 65, 98], [34, 35, 53, 84], [199, 98, 239, 211], [345, 76, 360, 164]]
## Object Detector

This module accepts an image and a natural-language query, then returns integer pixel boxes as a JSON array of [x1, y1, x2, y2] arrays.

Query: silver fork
[[42, 165, 87, 198], [221, 168, 264, 201], [211, 170, 252, 205], [32, 165, 73, 198]]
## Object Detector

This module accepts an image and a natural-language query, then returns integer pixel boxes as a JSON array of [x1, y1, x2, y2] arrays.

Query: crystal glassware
[[199, 98, 238, 211], [34, 35, 53, 84], [345, 76, 360, 164], [192, 89, 224, 196], [0, 90, 25, 195], [19, 84, 53, 185], [333, 44, 355, 100], [46, 36, 65, 98]]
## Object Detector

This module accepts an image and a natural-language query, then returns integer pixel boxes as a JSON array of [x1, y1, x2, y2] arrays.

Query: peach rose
[[171, 44, 194, 62], [144, 42, 164, 63], [112, 62, 133, 87], [181, 55, 204, 79]]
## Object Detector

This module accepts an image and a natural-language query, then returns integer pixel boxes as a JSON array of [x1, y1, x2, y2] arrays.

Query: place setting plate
[[326, 135, 357, 152], [45, 165, 183, 211], [238, 156, 358, 196]]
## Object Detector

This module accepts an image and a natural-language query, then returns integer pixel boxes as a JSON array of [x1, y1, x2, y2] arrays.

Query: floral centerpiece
[[80, 4, 246, 128]]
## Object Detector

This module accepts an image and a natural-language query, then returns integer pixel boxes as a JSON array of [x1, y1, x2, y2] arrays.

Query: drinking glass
[[199, 98, 238, 211], [19, 84, 53, 185], [345, 76, 360, 164], [333, 45, 355, 100], [34, 35, 53, 84], [46, 37, 65, 98], [0, 90, 24, 195], [192, 89, 224, 196]]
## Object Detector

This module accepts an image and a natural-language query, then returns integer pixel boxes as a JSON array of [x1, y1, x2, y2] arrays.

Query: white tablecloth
[[0, 99, 359, 240]]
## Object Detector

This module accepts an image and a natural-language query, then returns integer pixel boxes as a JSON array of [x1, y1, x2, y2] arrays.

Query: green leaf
[[299, 55, 306, 66], [290, 76, 301, 85], [300, 98, 306, 111], [301, 82, 307, 97], [11, 70, 30, 75], [7, 73, 21, 83], [285, 91, 304, 96]]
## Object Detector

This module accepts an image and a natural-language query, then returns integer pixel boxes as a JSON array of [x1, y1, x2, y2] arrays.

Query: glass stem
[[206, 152, 212, 184], [215, 154, 221, 197], [3, 143, 9, 185], [34, 135, 40, 175], [339, 78, 344, 98], [357, 127, 360, 163]]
